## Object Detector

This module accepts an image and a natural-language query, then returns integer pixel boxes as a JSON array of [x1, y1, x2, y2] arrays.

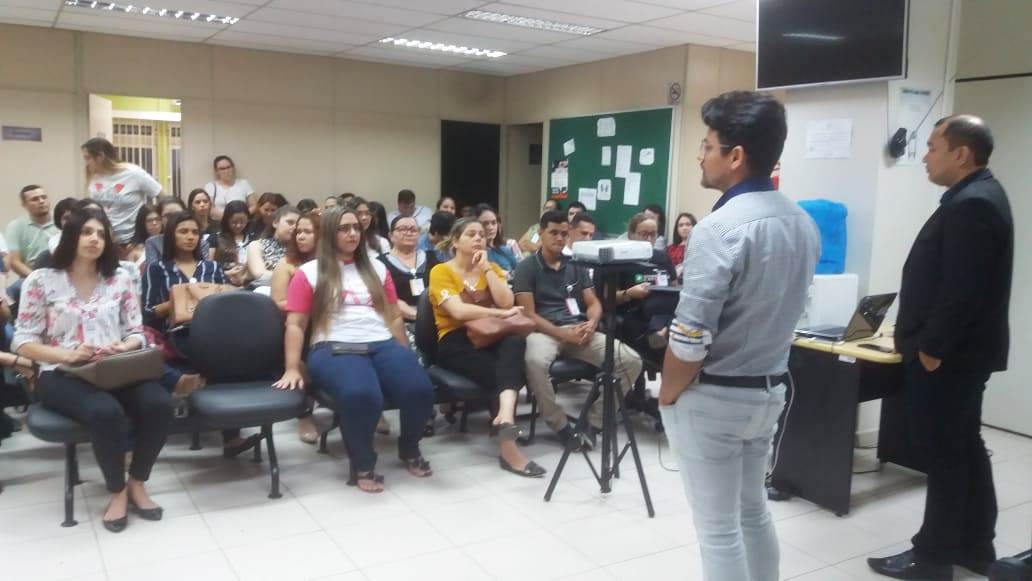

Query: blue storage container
[[799, 199, 847, 275]]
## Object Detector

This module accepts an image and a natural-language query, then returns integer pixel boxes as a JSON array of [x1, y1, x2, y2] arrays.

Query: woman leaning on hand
[[13, 208, 173, 534]]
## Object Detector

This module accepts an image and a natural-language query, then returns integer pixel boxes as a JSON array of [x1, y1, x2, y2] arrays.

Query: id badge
[[81, 318, 104, 346], [530, 232, 540, 244], [656, 272, 669, 287], [565, 298, 581, 317], [409, 278, 426, 296]]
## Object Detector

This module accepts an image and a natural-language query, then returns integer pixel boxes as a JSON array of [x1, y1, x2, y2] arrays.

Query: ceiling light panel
[[463, 10, 603, 36], [63, 0, 240, 25], [379, 37, 507, 59]]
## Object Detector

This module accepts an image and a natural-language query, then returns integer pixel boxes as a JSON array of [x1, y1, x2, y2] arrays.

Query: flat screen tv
[[756, 0, 908, 90]]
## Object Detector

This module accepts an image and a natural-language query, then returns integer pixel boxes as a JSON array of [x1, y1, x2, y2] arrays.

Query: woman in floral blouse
[[13, 208, 173, 534]]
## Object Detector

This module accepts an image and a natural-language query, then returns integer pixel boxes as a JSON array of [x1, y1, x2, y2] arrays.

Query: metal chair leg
[[190, 431, 201, 451], [520, 393, 538, 445], [262, 425, 282, 499], [318, 430, 329, 454], [251, 433, 263, 463], [459, 407, 469, 433], [61, 444, 78, 527]]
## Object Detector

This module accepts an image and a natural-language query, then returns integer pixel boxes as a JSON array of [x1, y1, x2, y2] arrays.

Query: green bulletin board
[[547, 107, 673, 236]]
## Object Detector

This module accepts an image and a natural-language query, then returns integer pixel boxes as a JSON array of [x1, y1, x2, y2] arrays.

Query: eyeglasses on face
[[699, 139, 734, 154], [337, 224, 363, 234], [393, 226, 419, 234]]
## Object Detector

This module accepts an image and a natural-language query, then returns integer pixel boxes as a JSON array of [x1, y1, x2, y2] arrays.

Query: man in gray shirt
[[659, 91, 820, 581]]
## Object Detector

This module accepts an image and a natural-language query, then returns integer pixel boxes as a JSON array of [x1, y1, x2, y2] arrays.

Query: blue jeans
[[307, 340, 434, 473], [660, 382, 786, 581]]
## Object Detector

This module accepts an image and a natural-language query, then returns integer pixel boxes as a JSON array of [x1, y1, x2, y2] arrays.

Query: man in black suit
[[869, 115, 1013, 580]]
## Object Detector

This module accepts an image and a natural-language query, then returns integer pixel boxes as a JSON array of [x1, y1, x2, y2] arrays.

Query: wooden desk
[[769, 335, 923, 516]]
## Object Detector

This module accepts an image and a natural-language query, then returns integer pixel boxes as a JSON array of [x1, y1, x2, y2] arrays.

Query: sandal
[[499, 456, 547, 478], [347, 470, 385, 494], [489, 422, 524, 442], [400, 455, 433, 478], [222, 434, 262, 459], [297, 415, 318, 445]]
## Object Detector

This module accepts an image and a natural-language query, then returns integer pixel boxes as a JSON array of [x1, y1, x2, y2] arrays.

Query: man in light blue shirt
[[659, 91, 820, 581], [386, 189, 432, 232]]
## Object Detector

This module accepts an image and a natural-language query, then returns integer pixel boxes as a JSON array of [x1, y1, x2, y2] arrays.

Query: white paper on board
[[615, 145, 633, 178], [597, 117, 616, 137], [551, 168, 567, 190], [601, 146, 612, 166], [805, 119, 852, 159], [563, 138, 576, 157], [597, 179, 612, 201], [623, 172, 641, 206], [639, 148, 655, 166], [579, 187, 597, 211]]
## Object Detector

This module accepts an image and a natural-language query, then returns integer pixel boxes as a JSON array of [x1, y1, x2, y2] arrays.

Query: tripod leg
[[544, 375, 603, 502], [617, 388, 656, 518]]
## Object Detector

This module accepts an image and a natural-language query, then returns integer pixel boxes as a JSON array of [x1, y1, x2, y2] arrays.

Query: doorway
[[88, 94, 183, 198], [441, 120, 500, 214], [503, 123, 544, 241]]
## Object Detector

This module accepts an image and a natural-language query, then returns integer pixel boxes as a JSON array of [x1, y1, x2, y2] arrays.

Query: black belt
[[698, 371, 789, 389]]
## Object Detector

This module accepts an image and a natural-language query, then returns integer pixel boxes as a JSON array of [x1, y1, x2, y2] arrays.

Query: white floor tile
[[223, 530, 357, 581], [328, 512, 453, 569], [463, 530, 597, 580], [553, 510, 685, 567], [362, 548, 489, 581], [605, 545, 704, 581], [996, 501, 1032, 549], [106, 550, 237, 581], [420, 495, 538, 547], [775, 511, 899, 565], [387, 469, 492, 512], [0, 530, 105, 580], [93, 513, 219, 570], [203, 497, 321, 548], [0, 500, 92, 544], [296, 487, 412, 532]]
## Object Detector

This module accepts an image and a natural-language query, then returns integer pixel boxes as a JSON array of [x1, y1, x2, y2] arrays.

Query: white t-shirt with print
[[204, 178, 254, 213], [286, 258, 399, 345], [88, 164, 162, 243]]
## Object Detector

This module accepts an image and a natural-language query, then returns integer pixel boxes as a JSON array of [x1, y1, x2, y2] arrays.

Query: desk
[[769, 335, 925, 516]]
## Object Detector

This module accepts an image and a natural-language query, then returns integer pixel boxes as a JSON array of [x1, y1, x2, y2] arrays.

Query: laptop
[[795, 293, 897, 342]]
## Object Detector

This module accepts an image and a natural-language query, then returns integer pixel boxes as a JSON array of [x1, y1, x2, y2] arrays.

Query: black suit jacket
[[895, 169, 1013, 373]]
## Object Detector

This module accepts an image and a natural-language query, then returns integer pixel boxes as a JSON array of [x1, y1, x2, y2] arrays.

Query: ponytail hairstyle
[[436, 216, 480, 256], [81, 137, 123, 182], [310, 207, 388, 336]]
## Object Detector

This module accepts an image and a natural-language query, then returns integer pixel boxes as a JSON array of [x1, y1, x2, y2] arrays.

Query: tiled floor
[[2, 383, 1031, 581]]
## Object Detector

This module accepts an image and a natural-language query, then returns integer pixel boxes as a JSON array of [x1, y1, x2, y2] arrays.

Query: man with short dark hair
[[514, 210, 643, 449], [419, 210, 455, 258], [868, 115, 1011, 580], [324, 195, 339, 210], [387, 189, 432, 231], [6, 185, 59, 278], [564, 212, 597, 256], [659, 91, 820, 580]]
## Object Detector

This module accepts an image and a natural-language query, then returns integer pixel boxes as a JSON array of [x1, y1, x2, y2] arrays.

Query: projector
[[571, 240, 653, 263]]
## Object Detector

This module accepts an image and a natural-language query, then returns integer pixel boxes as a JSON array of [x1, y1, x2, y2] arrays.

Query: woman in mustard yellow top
[[428, 218, 545, 478]]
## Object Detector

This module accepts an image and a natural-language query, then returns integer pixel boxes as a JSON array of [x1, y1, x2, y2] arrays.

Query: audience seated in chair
[[246, 205, 298, 289], [274, 207, 434, 494], [473, 203, 521, 276], [428, 217, 545, 478], [13, 208, 173, 534], [513, 211, 643, 448], [211, 200, 252, 287], [142, 212, 258, 458]]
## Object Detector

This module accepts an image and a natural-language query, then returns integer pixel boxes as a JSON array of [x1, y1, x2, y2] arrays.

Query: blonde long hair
[[311, 207, 388, 335], [436, 216, 480, 257], [82, 137, 124, 182]]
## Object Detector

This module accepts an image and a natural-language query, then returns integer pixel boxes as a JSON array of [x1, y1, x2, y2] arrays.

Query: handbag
[[57, 348, 165, 391], [460, 286, 535, 348], [169, 282, 229, 326]]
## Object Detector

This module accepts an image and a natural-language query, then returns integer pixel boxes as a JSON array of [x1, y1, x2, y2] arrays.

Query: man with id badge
[[515, 211, 643, 450]]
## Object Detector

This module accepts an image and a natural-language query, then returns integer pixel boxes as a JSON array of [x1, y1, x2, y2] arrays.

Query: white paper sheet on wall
[[551, 168, 567, 190], [805, 119, 852, 159], [563, 138, 576, 156], [615, 145, 633, 178], [597, 179, 612, 201], [579, 187, 597, 211], [639, 148, 655, 166], [601, 146, 612, 166], [897, 87, 933, 166], [623, 172, 641, 206], [597, 117, 616, 137]]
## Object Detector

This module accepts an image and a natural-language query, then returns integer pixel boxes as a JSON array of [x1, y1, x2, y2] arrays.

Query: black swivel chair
[[185, 291, 305, 499]]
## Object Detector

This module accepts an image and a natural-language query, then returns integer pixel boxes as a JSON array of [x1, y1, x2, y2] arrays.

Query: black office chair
[[186, 291, 305, 499]]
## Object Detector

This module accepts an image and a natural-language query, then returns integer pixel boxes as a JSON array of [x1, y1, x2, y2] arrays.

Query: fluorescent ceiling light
[[782, 32, 845, 42], [378, 37, 506, 58], [63, 0, 240, 25], [463, 10, 603, 36]]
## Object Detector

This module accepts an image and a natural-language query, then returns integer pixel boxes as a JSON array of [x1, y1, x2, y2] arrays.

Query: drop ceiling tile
[[352, 0, 487, 14], [628, 0, 731, 9], [385, 27, 534, 53], [267, 0, 446, 27], [246, 7, 411, 36], [0, 6, 55, 23], [475, 3, 627, 32], [497, 0, 680, 23], [133, 0, 257, 18], [229, 19, 380, 45], [595, 24, 737, 47], [699, 0, 756, 22], [0, 0, 61, 8], [450, 60, 541, 76], [553, 35, 658, 56], [345, 45, 473, 67], [207, 31, 344, 55], [57, 11, 222, 38], [425, 16, 578, 44], [728, 41, 755, 52], [513, 44, 610, 63], [647, 11, 755, 42]]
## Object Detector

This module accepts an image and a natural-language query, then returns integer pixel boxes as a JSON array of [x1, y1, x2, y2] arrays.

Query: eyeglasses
[[216, 165, 233, 171], [337, 224, 363, 234], [637, 231, 658, 240], [393, 226, 419, 234], [699, 139, 734, 154]]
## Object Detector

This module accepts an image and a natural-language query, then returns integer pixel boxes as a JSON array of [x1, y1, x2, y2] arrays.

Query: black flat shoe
[[128, 501, 164, 521], [867, 549, 953, 580], [499, 456, 546, 478], [489, 422, 524, 442], [955, 554, 993, 576], [103, 515, 128, 533], [222, 434, 262, 459]]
